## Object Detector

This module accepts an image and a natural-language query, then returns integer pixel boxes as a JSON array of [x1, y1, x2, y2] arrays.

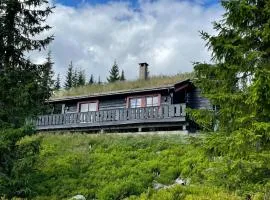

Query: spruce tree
[[40, 51, 54, 102], [54, 73, 61, 90], [107, 61, 120, 83], [190, 0, 270, 194], [77, 70, 86, 86], [120, 70, 125, 81], [72, 69, 78, 87], [0, 0, 54, 127], [0, 0, 54, 198], [98, 76, 102, 85], [89, 74, 94, 85], [64, 61, 73, 89]]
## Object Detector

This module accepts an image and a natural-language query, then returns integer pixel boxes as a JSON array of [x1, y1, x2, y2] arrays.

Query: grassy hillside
[[17, 132, 241, 200], [53, 72, 194, 99]]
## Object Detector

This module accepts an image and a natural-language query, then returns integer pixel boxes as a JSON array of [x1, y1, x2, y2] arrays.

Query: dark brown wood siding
[[51, 89, 175, 114], [187, 88, 211, 109], [99, 98, 126, 110], [64, 102, 77, 113]]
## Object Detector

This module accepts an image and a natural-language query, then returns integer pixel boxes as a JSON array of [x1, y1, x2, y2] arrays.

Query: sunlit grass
[[53, 72, 194, 99], [19, 132, 241, 200]]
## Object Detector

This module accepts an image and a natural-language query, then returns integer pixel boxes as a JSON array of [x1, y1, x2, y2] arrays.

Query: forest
[[0, 0, 270, 199]]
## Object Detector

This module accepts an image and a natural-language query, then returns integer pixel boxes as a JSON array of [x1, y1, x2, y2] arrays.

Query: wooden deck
[[35, 104, 187, 131]]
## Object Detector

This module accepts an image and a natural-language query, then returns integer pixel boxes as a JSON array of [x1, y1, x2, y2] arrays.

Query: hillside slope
[[18, 132, 240, 200]]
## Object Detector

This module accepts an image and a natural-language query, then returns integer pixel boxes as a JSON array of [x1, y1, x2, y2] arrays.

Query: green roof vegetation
[[53, 72, 194, 99]]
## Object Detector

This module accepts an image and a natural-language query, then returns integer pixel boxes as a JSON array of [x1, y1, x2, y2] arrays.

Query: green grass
[[130, 185, 241, 200], [53, 72, 194, 99], [17, 132, 241, 200]]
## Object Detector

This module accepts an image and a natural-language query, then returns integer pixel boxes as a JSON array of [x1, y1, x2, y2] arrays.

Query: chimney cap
[[139, 62, 149, 67]]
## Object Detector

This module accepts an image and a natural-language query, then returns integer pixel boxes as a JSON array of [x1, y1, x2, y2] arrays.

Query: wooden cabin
[[35, 63, 210, 132]]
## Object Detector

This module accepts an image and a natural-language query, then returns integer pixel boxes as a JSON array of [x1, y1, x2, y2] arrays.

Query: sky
[[31, 0, 223, 83]]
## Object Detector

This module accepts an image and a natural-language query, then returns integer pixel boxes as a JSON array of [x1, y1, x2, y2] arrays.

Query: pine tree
[[64, 61, 73, 89], [77, 70, 86, 86], [190, 0, 270, 194], [89, 74, 94, 85], [107, 61, 120, 83], [54, 73, 61, 90], [120, 70, 126, 81]]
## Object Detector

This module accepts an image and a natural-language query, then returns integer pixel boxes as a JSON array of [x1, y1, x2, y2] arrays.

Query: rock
[[70, 194, 86, 200], [153, 182, 166, 190], [175, 177, 186, 185]]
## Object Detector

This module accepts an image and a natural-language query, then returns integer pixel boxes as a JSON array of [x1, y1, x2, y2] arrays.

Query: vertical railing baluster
[[49, 115, 51, 125], [169, 105, 174, 117], [181, 104, 186, 116], [90, 112, 93, 123]]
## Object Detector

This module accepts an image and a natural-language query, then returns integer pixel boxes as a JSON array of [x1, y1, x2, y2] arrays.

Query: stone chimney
[[139, 62, 149, 80]]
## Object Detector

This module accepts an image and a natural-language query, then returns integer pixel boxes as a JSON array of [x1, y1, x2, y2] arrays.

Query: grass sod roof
[[52, 72, 194, 100]]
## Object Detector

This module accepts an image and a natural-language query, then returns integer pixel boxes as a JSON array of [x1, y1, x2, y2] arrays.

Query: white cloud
[[32, 0, 223, 83]]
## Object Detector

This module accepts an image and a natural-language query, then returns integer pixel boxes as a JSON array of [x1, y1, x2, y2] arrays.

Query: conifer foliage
[[64, 61, 74, 89], [120, 70, 126, 81], [41, 51, 54, 99], [0, 0, 54, 127], [89, 74, 94, 85], [107, 61, 120, 83], [0, 0, 54, 198], [191, 0, 270, 194], [77, 70, 86, 86], [64, 61, 87, 89], [54, 74, 61, 90]]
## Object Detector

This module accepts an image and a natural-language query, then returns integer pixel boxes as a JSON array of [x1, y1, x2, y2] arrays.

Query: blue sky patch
[[55, 0, 138, 7], [55, 0, 219, 8]]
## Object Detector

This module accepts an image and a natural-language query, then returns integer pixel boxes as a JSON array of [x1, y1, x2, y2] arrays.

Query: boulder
[[153, 182, 166, 190], [175, 177, 186, 185], [70, 194, 86, 200]]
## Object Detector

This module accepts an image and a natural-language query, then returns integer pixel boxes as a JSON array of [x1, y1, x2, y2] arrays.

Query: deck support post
[[100, 129, 104, 134], [138, 127, 142, 132], [182, 125, 187, 131], [61, 104, 65, 114]]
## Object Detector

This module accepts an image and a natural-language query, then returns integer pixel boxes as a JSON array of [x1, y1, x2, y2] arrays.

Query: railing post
[[181, 104, 186, 116], [164, 105, 169, 118], [92, 112, 96, 123], [169, 105, 175, 117], [175, 104, 180, 117]]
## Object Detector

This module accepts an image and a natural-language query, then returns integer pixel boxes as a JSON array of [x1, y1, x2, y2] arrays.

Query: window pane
[[80, 103, 89, 112], [153, 96, 159, 106], [80, 102, 98, 112], [137, 98, 142, 107], [130, 98, 143, 108], [130, 99, 137, 108], [146, 97, 152, 107], [89, 103, 97, 111]]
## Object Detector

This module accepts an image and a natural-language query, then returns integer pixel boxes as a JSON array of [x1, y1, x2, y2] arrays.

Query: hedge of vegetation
[[15, 133, 243, 200]]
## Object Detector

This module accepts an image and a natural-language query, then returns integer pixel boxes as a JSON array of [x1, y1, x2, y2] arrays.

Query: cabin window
[[129, 98, 143, 108], [146, 96, 159, 107], [79, 102, 98, 112], [128, 95, 160, 108]]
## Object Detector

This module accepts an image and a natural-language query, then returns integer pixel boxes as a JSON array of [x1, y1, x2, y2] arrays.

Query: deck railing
[[35, 103, 186, 129]]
